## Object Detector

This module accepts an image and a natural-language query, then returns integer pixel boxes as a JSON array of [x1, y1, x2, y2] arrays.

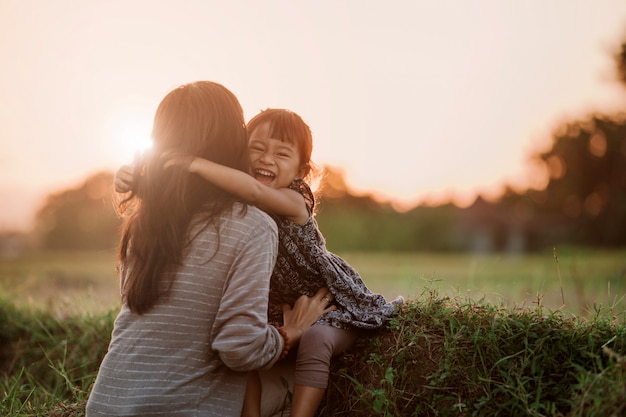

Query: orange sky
[[2, 1, 626, 231]]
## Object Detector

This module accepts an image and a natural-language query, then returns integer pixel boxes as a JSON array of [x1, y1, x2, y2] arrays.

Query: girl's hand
[[114, 165, 134, 193], [161, 151, 196, 172]]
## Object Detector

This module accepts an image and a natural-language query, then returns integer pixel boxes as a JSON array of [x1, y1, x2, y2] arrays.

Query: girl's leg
[[240, 371, 261, 417], [291, 325, 357, 417], [291, 385, 325, 417]]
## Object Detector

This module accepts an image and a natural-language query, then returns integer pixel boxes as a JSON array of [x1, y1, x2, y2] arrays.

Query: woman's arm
[[164, 153, 309, 223], [211, 216, 334, 371]]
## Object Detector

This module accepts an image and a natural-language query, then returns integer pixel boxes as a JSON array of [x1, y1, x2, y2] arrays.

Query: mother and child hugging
[[85, 80, 403, 417]]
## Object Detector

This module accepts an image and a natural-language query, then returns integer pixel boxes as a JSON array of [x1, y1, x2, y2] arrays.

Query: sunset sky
[[2, 1, 626, 231]]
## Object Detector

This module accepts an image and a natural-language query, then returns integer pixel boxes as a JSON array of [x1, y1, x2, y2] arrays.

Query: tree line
[[8, 36, 626, 254]]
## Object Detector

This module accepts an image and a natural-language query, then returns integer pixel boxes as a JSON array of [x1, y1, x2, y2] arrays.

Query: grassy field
[[0, 250, 120, 315], [1, 247, 625, 416], [341, 248, 626, 319], [0, 247, 624, 319]]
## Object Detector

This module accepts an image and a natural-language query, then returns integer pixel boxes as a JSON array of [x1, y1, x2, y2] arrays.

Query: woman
[[86, 81, 334, 417]]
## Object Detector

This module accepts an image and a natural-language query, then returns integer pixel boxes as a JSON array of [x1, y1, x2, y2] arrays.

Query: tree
[[34, 172, 122, 250], [531, 115, 626, 246], [315, 166, 462, 252], [515, 37, 626, 247]]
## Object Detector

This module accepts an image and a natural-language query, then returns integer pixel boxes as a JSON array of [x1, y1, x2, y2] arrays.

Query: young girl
[[116, 108, 403, 417]]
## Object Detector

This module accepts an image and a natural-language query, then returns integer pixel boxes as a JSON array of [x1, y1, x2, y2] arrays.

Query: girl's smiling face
[[248, 122, 306, 190]]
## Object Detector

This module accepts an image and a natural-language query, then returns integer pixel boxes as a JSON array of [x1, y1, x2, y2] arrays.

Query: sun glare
[[107, 110, 153, 162]]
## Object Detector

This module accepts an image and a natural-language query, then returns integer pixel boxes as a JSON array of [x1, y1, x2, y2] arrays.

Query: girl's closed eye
[[250, 145, 264, 152]]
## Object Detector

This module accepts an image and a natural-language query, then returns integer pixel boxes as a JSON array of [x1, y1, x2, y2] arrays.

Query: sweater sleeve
[[211, 216, 284, 372]]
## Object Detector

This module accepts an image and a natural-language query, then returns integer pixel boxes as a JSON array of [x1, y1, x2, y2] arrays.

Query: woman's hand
[[280, 288, 336, 345]]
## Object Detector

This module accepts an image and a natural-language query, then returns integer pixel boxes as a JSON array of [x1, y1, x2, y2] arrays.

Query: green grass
[[342, 247, 626, 319], [0, 250, 120, 314], [1, 291, 624, 416], [321, 290, 626, 416], [0, 299, 115, 416], [0, 249, 625, 416], [1, 248, 624, 318]]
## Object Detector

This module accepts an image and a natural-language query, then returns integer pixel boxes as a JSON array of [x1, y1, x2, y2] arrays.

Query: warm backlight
[[107, 110, 153, 162]]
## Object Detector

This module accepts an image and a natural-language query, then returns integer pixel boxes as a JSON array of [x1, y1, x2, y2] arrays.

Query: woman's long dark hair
[[117, 81, 249, 314]]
